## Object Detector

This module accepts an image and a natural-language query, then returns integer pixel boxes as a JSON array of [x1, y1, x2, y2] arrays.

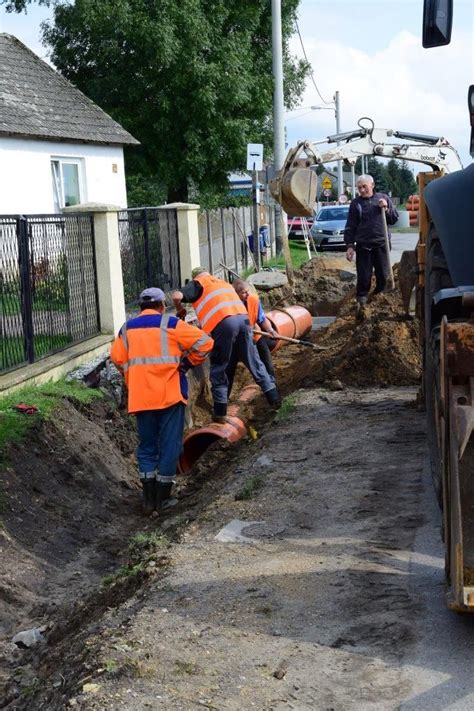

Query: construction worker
[[228, 279, 277, 393], [171, 268, 280, 423], [110, 287, 213, 514]]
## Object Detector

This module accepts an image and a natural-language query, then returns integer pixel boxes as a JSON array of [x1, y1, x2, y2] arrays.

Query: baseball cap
[[191, 266, 207, 278], [138, 287, 166, 304]]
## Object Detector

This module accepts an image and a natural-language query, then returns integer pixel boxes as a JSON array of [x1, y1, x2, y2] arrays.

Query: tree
[[398, 160, 418, 202], [5, 0, 309, 204], [386, 159, 402, 199]]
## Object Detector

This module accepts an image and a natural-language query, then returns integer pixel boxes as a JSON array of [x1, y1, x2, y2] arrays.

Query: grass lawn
[[0, 334, 73, 371]]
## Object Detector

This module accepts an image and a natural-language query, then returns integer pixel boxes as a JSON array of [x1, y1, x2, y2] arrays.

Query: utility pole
[[335, 91, 343, 198], [271, 0, 293, 280]]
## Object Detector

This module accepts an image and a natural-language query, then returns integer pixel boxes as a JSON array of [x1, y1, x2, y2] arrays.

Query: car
[[310, 205, 350, 250], [287, 214, 314, 240]]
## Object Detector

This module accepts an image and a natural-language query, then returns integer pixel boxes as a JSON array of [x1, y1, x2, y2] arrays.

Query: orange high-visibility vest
[[193, 274, 246, 334], [110, 310, 213, 413], [246, 293, 262, 342]]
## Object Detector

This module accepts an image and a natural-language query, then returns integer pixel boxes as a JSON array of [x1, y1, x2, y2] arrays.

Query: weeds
[[275, 394, 297, 422], [174, 660, 199, 676], [101, 562, 144, 588], [128, 531, 169, 564], [235, 474, 264, 501]]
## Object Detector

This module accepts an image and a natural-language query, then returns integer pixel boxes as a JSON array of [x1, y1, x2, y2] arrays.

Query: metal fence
[[118, 207, 180, 306], [198, 205, 277, 278], [0, 214, 100, 374]]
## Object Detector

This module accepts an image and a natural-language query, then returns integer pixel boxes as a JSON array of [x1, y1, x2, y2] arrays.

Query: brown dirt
[[0, 257, 425, 709]]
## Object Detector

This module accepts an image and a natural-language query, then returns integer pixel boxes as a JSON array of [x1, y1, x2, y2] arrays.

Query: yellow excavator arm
[[270, 117, 463, 216]]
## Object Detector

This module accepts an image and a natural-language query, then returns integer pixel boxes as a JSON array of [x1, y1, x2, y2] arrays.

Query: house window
[[51, 158, 84, 210]]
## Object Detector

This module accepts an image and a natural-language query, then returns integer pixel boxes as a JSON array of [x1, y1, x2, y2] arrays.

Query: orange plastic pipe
[[266, 305, 312, 352], [178, 415, 248, 475]]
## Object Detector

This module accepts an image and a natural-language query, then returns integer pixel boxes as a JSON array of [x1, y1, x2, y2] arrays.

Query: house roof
[[0, 34, 139, 146]]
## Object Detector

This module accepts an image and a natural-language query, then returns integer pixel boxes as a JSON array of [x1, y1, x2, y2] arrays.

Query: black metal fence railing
[[118, 207, 181, 306], [198, 205, 276, 278], [0, 214, 100, 374]]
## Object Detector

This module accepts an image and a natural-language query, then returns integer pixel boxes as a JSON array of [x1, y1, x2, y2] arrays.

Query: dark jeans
[[136, 403, 185, 481], [211, 315, 275, 412], [355, 244, 390, 304], [256, 336, 276, 379]]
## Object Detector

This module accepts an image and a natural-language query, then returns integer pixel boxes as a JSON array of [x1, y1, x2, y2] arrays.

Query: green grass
[[235, 474, 265, 501], [1, 335, 73, 371], [243, 241, 312, 278], [0, 379, 102, 454], [275, 394, 298, 422]]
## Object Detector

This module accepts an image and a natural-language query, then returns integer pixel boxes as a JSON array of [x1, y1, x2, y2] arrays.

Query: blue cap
[[139, 287, 166, 304]]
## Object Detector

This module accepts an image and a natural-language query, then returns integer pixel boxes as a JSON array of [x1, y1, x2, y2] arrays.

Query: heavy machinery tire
[[424, 225, 453, 508]]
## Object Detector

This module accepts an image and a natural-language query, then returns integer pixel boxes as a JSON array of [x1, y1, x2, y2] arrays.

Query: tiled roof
[[0, 34, 139, 146]]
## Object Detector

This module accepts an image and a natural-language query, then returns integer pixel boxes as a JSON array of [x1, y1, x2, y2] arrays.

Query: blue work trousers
[[211, 315, 275, 409], [136, 403, 185, 481]]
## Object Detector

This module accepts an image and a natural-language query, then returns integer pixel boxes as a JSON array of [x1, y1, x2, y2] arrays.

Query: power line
[[294, 20, 333, 106]]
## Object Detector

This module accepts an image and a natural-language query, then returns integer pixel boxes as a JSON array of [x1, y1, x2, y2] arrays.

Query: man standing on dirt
[[171, 268, 281, 423], [110, 287, 213, 515], [228, 279, 278, 392], [344, 174, 398, 321]]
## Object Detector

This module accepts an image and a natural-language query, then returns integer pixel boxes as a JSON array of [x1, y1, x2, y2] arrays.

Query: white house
[[0, 34, 139, 215]]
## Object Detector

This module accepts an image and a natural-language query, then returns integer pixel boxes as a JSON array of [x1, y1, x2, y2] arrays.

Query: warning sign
[[321, 176, 332, 190]]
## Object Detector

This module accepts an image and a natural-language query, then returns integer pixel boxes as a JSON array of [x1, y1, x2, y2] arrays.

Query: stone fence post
[[63, 203, 125, 334], [161, 203, 201, 284]]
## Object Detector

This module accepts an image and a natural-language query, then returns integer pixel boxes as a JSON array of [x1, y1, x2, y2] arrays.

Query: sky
[[0, 0, 473, 170]]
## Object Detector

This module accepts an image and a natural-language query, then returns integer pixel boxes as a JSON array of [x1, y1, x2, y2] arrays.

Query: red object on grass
[[13, 403, 38, 415]]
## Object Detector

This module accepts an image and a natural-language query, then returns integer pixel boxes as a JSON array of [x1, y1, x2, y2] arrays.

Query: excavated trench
[[0, 255, 421, 709]]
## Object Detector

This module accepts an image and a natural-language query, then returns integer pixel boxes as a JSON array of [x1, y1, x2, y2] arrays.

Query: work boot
[[141, 479, 156, 515], [265, 387, 282, 410], [156, 481, 177, 511], [213, 402, 227, 424], [355, 303, 367, 323]]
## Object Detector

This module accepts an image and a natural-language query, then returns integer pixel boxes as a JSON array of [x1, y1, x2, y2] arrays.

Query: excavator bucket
[[270, 167, 317, 217]]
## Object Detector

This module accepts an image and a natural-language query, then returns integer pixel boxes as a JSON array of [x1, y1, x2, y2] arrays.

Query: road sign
[[323, 188, 331, 197], [247, 143, 263, 171], [339, 194, 348, 203], [322, 176, 332, 189]]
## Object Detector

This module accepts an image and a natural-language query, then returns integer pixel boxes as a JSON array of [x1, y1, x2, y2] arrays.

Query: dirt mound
[[261, 255, 355, 316]]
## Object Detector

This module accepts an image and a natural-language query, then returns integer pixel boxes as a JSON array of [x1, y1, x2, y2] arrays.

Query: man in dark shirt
[[344, 174, 398, 320]]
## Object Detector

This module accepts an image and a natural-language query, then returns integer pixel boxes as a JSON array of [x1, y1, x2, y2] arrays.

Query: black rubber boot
[[156, 482, 176, 511], [265, 387, 282, 410], [141, 479, 156, 515], [213, 402, 228, 424]]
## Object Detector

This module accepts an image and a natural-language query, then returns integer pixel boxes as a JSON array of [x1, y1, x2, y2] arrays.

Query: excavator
[[270, 36, 474, 609]]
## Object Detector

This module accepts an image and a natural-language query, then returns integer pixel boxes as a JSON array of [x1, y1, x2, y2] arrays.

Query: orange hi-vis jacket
[[246, 293, 262, 342], [193, 273, 247, 334], [110, 310, 213, 414]]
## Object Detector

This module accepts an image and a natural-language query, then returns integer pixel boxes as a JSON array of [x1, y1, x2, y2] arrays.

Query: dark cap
[[138, 287, 166, 304]]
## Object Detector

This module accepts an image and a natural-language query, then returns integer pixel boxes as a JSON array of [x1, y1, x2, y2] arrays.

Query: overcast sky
[[1, 0, 473, 169]]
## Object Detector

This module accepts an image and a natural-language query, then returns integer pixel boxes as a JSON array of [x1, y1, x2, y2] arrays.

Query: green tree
[[386, 159, 402, 199], [6, 0, 308, 204], [398, 160, 418, 202], [366, 157, 388, 193]]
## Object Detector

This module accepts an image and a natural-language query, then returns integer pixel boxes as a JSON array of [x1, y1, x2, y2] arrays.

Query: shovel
[[381, 207, 395, 290], [253, 329, 327, 351]]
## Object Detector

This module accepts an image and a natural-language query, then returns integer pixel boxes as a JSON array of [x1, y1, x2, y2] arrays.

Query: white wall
[[0, 136, 128, 214]]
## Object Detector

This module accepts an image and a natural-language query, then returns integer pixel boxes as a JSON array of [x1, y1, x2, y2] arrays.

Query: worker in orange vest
[[172, 268, 280, 422], [110, 287, 213, 514], [227, 279, 278, 394]]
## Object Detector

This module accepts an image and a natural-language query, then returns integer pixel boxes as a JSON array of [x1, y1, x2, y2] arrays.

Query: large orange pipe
[[266, 305, 312, 351], [177, 305, 312, 474]]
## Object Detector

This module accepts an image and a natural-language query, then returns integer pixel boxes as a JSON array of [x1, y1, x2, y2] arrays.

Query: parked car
[[310, 205, 350, 250], [287, 214, 314, 240]]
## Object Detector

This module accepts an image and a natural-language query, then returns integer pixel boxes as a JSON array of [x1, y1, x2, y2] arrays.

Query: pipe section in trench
[[177, 304, 312, 475]]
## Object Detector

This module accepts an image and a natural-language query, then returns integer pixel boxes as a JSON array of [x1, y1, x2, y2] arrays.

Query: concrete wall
[[0, 136, 128, 214]]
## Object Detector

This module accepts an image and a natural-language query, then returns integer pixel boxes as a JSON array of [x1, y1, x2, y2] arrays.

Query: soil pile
[[261, 255, 356, 316]]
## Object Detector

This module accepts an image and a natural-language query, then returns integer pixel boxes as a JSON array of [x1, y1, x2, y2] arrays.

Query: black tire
[[424, 226, 453, 507]]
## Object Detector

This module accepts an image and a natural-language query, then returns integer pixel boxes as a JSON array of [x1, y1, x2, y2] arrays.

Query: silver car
[[310, 205, 350, 250]]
